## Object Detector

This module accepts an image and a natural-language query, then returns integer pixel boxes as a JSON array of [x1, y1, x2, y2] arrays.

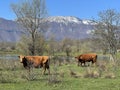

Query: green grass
[[1, 76, 120, 90], [0, 59, 120, 90]]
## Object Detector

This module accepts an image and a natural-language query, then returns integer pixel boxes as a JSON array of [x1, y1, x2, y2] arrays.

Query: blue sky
[[0, 0, 120, 20]]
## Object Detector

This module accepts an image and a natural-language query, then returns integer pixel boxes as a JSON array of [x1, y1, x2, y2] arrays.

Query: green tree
[[61, 38, 73, 62]]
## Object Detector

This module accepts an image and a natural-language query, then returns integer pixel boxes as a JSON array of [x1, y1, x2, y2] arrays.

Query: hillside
[[0, 18, 23, 42], [0, 16, 95, 42]]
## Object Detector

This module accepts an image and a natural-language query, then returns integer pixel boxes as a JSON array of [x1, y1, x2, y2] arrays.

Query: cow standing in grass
[[18, 55, 50, 75], [75, 53, 97, 66]]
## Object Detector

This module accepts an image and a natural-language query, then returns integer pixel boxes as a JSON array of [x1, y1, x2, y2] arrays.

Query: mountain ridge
[[0, 16, 94, 42]]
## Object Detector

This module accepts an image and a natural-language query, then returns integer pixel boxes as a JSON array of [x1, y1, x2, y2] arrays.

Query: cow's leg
[[93, 58, 97, 66], [78, 60, 82, 66], [43, 67, 50, 75], [83, 61, 86, 66], [43, 68, 46, 75], [80, 62, 82, 66], [45, 62, 50, 75], [77, 61, 80, 66], [47, 68, 50, 75], [47, 66, 50, 75], [91, 60, 95, 67], [86, 61, 90, 66], [42, 64, 46, 75]]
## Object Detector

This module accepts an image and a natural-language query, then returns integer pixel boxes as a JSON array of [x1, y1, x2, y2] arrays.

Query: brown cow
[[75, 53, 97, 66], [18, 55, 50, 75]]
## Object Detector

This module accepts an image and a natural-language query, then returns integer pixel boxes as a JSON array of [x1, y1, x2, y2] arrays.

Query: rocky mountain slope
[[0, 16, 95, 42]]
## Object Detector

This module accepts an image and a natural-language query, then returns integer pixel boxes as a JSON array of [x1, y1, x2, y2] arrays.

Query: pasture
[[0, 54, 120, 90]]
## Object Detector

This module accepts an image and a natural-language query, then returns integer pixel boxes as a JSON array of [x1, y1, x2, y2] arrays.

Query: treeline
[[16, 36, 97, 56], [0, 42, 16, 53], [0, 37, 104, 56]]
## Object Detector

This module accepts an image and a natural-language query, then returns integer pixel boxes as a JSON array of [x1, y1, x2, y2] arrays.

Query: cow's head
[[75, 55, 80, 59], [18, 55, 25, 63], [75, 55, 83, 61], [75, 56, 79, 61]]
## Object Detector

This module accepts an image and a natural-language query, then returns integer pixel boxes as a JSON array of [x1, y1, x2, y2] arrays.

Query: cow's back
[[79, 53, 97, 62], [26, 55, 49, 62]]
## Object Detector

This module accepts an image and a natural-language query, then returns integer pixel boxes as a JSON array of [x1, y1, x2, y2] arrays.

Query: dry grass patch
[[104, 72, 116, 79]]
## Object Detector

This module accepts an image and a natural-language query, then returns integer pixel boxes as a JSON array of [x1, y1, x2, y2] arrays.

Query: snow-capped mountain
[[44, 16, 96, 25], [82, 19, 96, 25], [44, 16, 82, 24], [0, 16, 95, 42], [43, 16, 95, 40]]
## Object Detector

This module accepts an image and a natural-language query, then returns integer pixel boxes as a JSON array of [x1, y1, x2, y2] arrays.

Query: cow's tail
[[47, 56, 50, 74], [45, 56, 50, 69], [95, 54, 98, 66], [96, 55, 97, 61]]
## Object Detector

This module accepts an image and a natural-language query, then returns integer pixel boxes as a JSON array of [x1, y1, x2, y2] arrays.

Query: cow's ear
[[23, 57, 26, 59], [75, 57, 77, 59], [18, 55, 24, 58]]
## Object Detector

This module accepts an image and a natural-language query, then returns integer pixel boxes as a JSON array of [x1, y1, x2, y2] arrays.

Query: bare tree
[[11, 0, 48, 55], [93, 9, 120, 61], [61, 38, 73, 62]]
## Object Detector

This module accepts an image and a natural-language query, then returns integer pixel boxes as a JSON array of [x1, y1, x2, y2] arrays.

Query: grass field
[[0, 56, 120, 90]]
